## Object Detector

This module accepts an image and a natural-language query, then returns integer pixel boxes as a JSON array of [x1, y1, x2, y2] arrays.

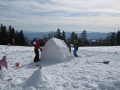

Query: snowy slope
[[0, 38, 120, 90]]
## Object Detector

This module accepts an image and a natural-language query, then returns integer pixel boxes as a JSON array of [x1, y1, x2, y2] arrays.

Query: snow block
[[41, 38, 73, 63]]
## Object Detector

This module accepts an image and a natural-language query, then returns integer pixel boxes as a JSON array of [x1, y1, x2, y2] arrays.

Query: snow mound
[[41, 38, 73, 63], [23, 69, 49, 88]]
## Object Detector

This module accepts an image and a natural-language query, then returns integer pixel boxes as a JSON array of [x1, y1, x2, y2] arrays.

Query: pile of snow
[[41, 38, 73, 63], [23, 69, 49, 89]]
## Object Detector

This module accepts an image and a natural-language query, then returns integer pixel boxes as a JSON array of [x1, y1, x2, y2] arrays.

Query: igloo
[[41, 38, 73, 63]]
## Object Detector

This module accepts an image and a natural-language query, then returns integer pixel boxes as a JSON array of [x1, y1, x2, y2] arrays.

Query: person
[[34, 39, 41, 62], [12, 39, 15, 46], [67, 39, 71, 53], [73, 40, 79, 57], [0, 56, 8, 70]]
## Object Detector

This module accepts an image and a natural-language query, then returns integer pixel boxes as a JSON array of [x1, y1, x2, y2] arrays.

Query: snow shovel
[[95, 61, 109, 64]]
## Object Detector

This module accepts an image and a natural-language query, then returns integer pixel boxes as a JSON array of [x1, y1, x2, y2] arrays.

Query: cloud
[[0, 0, 120, 32]]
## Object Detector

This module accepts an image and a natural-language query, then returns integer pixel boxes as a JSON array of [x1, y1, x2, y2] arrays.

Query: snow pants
[[73, 48, 78, 57], [34, 49, 39, 62]]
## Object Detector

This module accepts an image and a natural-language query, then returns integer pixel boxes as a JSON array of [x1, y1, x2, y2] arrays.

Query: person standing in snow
[[12, 39, 15, 46], [73, 40, 79, 57], [67, 39, 71, 53], [0, 56, 8, 70], [34, 39, 41, 62]]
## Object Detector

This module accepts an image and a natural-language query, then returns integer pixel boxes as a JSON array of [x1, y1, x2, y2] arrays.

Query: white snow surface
[[41, 38, 73, 63], [0, 38, 120, 90]]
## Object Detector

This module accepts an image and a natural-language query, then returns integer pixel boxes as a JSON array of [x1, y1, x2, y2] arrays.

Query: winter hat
[[3, 56, 6, 58], [2, 56, 6, 60]]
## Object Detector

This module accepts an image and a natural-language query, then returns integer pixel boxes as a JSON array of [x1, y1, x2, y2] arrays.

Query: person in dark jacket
[[67, 39, 71, 53], [73, 40, 79, 57], [34, 39, 41, 62]]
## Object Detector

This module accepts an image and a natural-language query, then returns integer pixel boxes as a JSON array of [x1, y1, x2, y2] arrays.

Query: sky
[[0, 38, 120, 90], [0, 0, 120, 33]]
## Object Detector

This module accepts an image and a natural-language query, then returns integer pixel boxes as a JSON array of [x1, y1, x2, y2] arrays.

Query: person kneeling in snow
[[0, 56, 8, 70]]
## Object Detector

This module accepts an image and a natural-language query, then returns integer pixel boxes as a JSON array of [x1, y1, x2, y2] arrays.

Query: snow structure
[[23, 69, 49, 89], [0, 66, 11, 81], [23, 38, 73, 89], [41, 38, 73, 63]]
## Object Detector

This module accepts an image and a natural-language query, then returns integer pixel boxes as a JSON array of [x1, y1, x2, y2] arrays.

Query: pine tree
[[110, 32, 116, 46], [56, 28, 61, 39], [19, 30, 25, 46], [61, 30, 66, 42], [1, 25, 8, 45], [99, 38, 102, 46], [78, 38, 82, 46], [106, 37, 109, 46], [14, 30, 26, 46], [8, 26, 16, 45], [116, 30, 120, 45], [80, 30, 89, 46], [71, 32, 78, 44]]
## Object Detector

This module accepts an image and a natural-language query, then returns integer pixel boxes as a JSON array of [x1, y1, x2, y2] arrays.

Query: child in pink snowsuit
[[0, 56, 8, 70]]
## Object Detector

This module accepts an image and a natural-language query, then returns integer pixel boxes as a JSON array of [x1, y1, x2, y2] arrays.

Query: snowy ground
[[0, 39, 120, 90]]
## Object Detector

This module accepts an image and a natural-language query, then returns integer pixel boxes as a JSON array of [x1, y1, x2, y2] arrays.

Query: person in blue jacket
[[73, 40, 79, 57]]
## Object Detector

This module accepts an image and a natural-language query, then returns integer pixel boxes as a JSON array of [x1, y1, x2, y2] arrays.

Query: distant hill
[[24, 31, 49, 40], [23, 31, 109, 40]]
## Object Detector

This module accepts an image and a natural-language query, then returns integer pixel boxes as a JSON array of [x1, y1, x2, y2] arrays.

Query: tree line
[[0, 23, 26, 46], [91, 31, 120, 46], [43, 28, 120, 46], [0, 23, 120, 46]]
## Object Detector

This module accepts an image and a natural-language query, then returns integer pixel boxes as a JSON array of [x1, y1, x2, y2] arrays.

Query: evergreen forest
[[0, 23, 120, 47]]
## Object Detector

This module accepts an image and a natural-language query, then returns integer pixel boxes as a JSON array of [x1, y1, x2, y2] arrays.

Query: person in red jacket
[[34, 39, 41, 62]]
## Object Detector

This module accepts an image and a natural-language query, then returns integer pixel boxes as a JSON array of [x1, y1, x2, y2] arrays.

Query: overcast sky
[[0, 0, 120, 33]]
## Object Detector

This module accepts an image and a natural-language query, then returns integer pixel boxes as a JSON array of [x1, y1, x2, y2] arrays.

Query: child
[[0, 56, 8, 70], [73, 40, 79, 57]]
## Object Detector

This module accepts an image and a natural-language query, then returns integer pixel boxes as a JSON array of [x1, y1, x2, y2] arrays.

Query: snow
[[41, 38, 73, 63], [0, 38, 120, 90]]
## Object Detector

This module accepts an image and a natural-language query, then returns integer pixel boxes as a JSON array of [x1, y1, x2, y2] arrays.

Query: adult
[[67, 39, 71, 53], [73, 40, 79, 57], [34, 39, 41, 62], [12, 39, 15, 46]]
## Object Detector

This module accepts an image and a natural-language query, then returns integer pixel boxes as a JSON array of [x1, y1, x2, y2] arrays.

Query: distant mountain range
[[23, 31, 111, 41]]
